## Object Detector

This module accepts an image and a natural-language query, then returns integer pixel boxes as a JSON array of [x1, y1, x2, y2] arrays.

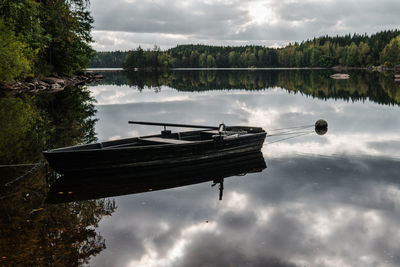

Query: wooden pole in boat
[[128, 121, 219, 130]]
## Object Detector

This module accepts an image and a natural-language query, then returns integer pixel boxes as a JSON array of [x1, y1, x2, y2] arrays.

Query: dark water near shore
[[1, 69, 400, 266]]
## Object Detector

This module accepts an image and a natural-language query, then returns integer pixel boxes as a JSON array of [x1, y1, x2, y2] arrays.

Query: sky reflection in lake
[[88, 70, 400, 267]]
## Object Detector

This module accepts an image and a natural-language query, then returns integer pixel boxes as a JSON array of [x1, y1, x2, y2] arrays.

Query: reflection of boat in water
[[46, 152, 266, 203], [43, 121, 266, 175]]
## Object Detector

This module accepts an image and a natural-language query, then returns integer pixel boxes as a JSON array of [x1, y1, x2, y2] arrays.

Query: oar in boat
[[128, 120, 224, 130], [128, 121, 229, 136], [128, 121, 268, 134]]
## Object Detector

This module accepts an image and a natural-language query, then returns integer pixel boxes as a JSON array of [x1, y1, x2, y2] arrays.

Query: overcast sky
[[90, 0, 400, 51]]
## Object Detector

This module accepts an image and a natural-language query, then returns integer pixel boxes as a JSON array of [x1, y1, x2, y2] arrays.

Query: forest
[[2, 0, 399, 84], [89, 51, 127, 68], [90, 30, 400, 69], [0, 0, 93, 84]]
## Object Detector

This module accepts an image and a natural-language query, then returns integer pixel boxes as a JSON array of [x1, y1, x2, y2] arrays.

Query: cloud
[[89, 0, 400, 50], [179, 232, 298, 267], [91, 0, 246, 35]]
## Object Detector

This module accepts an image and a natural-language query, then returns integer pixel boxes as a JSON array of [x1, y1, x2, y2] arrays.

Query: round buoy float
[[315, 119, 328, 135]]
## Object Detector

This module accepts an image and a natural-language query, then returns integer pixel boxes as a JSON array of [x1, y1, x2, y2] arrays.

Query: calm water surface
[[1, 70, 400, 266]]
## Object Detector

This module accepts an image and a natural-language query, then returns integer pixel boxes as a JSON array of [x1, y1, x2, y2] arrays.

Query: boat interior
[[49, 130, 218, 152], [47, 127, 263, 152]]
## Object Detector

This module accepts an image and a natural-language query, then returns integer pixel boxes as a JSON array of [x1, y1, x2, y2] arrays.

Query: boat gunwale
[[43, 129, 266, 154]]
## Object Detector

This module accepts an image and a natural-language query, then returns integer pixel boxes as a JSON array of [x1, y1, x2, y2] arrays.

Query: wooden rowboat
[[43, 121, 266, 175]]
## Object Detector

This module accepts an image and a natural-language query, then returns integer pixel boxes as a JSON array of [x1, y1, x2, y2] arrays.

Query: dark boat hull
[[43, 131, 266, 174]]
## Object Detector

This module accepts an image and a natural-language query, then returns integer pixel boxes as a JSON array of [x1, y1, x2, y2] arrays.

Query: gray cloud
[[92, 0, 246, 33], [89, 0, 400, 50], [178, 232, 299, 267], [368, 140, 400, 155], [96, 228, 145, 266], [220, 209, 258, 229]]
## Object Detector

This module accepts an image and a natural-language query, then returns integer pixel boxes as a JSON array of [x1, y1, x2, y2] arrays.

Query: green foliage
[[90, 51, 128, 68], [122, 45, 280, 69], [381, 36, 400, 66], [37, 0, 94, 75], [123, 46, 166, 69], [0, 20, 34, 82], [0, 0, 44, 50], [0, 0, 94, 82]]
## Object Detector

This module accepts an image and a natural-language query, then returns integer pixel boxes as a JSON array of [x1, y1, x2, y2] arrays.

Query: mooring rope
[[267, 130, 315, 137], [0, 162, 43, 168], [3, 160, 46, 187], [263, 123, 316, 144], [266, 131, 314, 145], [267, 124, 314, 132]]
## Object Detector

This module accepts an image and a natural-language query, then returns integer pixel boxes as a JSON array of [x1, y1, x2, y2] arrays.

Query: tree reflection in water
[[114, 69, 400, 106], [0, 86, 116, 266]]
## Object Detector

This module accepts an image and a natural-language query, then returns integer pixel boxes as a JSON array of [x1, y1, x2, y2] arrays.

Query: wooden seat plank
[[141, 137, 193, 144], [202, 130, 219, 134]]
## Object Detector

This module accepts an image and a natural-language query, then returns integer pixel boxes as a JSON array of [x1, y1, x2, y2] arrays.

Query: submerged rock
[[41, 77, 65, 85]]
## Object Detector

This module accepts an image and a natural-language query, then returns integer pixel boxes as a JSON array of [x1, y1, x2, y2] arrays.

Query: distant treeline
[[90, 30, 400, 69], [90, 51, 127, 68]]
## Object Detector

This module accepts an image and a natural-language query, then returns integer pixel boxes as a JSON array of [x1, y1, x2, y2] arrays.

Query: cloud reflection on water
[[91, 83, 400, 158], [91, 156, 400, 267], [88, 73, 400, 267]]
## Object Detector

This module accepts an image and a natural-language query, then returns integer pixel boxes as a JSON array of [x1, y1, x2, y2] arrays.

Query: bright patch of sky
[[89, 0, 400, 51]]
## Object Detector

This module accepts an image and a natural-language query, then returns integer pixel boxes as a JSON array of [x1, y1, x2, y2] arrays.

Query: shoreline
[[2, 66, 398, 94], [120, 66, 400, 72], [0, 72, 104, 95]]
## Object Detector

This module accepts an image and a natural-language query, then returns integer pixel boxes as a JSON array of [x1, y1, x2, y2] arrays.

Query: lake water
[[1, 70, 400, 266]]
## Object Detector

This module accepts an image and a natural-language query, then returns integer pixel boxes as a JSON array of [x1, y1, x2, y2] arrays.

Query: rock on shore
[[330, 73, 350, 79], [0, 72, 103, 94]]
